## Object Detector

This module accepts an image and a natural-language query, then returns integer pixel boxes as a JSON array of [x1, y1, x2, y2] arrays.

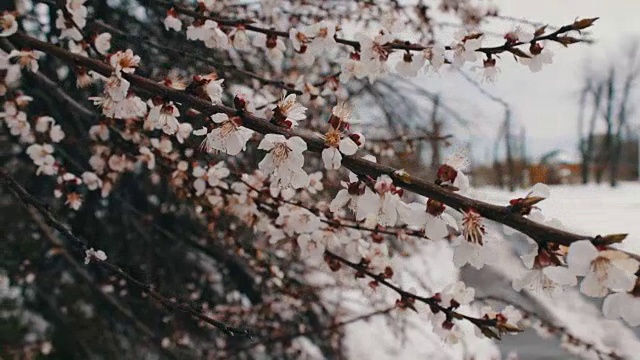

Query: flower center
[[272, 143, 291, 166], [325, 129, 342, 147], [373, 42, 389, 61], [218, 120, 237, 139], [1, 17, 14, 30], [591, 257, 611, 282], [462, 210, 485, 245]]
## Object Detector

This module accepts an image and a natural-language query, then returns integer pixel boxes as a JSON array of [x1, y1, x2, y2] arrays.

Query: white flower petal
[[287, 136, 307, 152], [567, 240, 599, 276], [338, 137, 358, 155]]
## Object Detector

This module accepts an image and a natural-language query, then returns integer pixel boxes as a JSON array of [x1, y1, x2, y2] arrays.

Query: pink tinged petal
[[338, 138, 358, 155], [322, 148, 341, 170], [567, 240, 599, 275], [543, 266, 577, 286], [580, 272, 608, 297], [287, 136, 307, 152]]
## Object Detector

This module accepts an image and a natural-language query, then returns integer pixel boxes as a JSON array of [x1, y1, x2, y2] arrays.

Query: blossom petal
[[338, 138, 358, 155], [287, 136, 307, 152], [211, 113, 229, 123], [605, 265, 637, 292], [322, 148, 342, 170], [259, 134, 286, 150], [580, 272, 608, 297], [567, 240, 599, 276]]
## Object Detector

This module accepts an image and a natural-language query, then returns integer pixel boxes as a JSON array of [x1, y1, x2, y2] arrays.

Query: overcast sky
[[414, 0, 640, 164]]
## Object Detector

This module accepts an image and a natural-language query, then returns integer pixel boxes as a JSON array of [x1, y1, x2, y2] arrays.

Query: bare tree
[[581, 41, 640, 186], [610, 43, 640, 186]]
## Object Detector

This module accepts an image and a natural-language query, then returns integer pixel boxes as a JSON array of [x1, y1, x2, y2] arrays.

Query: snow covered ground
[[342, 182, 640, 359], [481, 182, 640, 254]]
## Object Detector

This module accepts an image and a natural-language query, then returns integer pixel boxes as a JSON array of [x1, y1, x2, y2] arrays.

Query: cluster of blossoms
[[159, 3, 586, 95], [0, 93, 108, 210]]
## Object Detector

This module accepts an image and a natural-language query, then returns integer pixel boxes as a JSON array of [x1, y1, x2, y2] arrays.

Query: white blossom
[[163, 9, 182, 32], [321, 129, 358, 170], [84, 248, 107, 264], [270, 93, 307, 128], [258, 134, 309, 189], [441, 281, 475, 307], [307, 20, 336, 55], [355, 31, 392, 83], [65, 192, 82, 210], [81, 171, 103, 190], [513, 245, 577, 294], [276, 205, 322, 235], [451, 32, 483, 67], [55, 8, 84, 41], [49, 123, 65, 143], [26, 143, 55, 166], [329, 172, 379, 221], [94, 32, 112, 55], [520, 44, 553, 73], [0, 12, 18, 37], [35, 116, 54, 133], [395, 52, 425, 77], [148, 102, 180, 135], [109, 49, 140, 76], [567, 240, 639, 297], [195, 113, 253, 156], [105, 74, 130, 102], [176, 122, 192, 144], [339, 54, 368, 83], [231, 27, 249, 50], [8, 50, 42, 72], [398, 202, 449, 240], [424, 44, 446, 71], [205, 77, 224, 104]]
